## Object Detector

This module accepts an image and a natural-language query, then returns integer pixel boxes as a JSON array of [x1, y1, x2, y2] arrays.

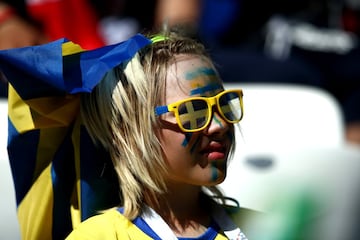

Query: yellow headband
[[151, 35, 168, 44]]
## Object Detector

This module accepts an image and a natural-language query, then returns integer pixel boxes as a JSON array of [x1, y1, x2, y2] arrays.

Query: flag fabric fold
[[0, 34, 151, 240]]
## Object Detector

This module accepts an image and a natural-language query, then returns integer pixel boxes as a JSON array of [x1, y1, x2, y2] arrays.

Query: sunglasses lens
[[178, 99, 209, 130], [219, 91, 242, 122]]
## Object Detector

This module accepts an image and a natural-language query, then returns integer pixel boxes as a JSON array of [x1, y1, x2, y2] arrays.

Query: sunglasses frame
[[155, 89, 244, 132]]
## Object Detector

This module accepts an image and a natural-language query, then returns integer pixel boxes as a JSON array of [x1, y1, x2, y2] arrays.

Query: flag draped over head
[[0, 34, 151, 240]]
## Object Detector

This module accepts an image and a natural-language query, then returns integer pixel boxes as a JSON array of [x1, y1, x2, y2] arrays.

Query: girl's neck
[[147, 183, 212, 238]]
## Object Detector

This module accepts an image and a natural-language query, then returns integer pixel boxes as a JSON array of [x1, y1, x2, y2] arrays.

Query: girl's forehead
[[165, 55, 223, 98]]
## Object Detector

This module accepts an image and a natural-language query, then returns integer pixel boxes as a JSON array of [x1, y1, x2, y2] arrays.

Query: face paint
[[181, 132, 201, 155], [210, 160, 226, 182], [185, 67, 221, 96], [185, 67, 217, 81], [159, 55, 232, 187], [181, 132, 192, 147], [211, 165, 219, 182], [190, 83, 222, 96], [212, 115, 224, 129], [180, 66, 224, 147]]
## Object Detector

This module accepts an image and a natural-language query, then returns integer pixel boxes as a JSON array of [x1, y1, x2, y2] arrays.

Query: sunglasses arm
[[154, 105, 170, 116]]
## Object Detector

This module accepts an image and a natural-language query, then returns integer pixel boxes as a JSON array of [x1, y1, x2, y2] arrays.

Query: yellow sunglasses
[[155, 89, 244, 132]]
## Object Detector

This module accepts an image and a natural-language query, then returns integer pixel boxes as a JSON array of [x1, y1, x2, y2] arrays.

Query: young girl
[[66, 30, 248, 239], [0, 28, 256, 239]]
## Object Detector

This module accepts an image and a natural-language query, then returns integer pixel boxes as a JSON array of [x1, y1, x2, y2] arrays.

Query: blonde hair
[[80, 30, 230, 219]]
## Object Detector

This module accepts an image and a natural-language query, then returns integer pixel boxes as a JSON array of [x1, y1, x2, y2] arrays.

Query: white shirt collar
[[140, 202, 248, 240]]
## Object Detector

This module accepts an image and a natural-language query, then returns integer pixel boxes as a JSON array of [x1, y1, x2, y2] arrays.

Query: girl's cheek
[[182, 132, 201, 154]]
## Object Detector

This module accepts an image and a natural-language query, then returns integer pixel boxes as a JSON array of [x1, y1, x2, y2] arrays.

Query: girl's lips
[[201, 142, 227, 161]]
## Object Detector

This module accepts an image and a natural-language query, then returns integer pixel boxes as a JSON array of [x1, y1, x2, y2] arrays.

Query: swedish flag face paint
[[158, 55, 235, 186]]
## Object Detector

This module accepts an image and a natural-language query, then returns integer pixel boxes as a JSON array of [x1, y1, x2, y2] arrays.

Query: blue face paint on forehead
[[185, 67, 217, 80], [190, 83, 223, 96], [184, 67, 223, 97]]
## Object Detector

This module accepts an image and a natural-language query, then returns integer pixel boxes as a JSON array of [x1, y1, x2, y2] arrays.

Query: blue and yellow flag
[[0, 34, 151, 240]]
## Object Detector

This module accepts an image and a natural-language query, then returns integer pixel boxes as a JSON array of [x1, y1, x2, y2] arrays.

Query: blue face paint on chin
[[211, 164, 219, 182], [210, 160, 227, 182]]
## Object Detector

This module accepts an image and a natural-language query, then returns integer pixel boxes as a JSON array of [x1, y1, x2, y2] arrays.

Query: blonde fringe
[[110, 54, 167, 219]]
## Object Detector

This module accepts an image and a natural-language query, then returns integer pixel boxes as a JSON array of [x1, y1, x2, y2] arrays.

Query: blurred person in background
[[0, 1, 47, 49], [0, 1, 46, 97], [0, 0, 105, 97], [0, 0, 167, 48]]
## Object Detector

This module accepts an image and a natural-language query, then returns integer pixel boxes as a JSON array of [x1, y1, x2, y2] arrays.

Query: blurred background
[[1, 0, 360, 239]]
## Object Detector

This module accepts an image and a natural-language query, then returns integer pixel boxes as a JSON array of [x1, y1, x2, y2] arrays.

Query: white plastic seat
[[225, 83, 345, 154], [0, 99, 21, 239], [223, 145, 360, 240]]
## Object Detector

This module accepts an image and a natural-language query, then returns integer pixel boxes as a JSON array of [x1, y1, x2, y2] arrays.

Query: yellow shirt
[[66, 205, 259, 240]]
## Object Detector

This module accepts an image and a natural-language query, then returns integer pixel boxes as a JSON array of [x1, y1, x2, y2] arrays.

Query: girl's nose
[[204, 111, 230, 135]]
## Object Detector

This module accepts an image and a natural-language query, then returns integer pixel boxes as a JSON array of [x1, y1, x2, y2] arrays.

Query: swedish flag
[[0, 34, 151, 240]]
